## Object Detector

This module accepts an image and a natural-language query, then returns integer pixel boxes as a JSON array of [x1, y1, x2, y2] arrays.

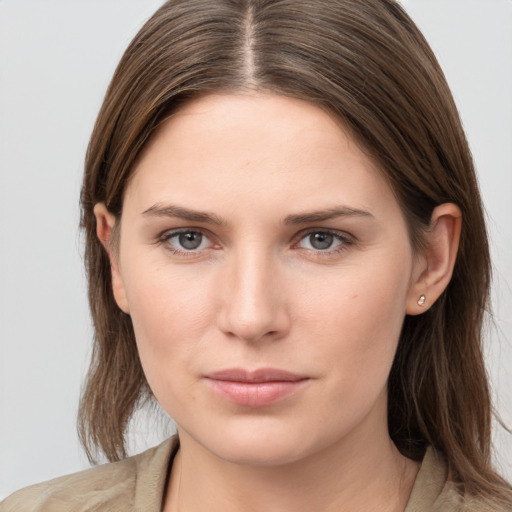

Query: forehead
[[125, 92, 399, 220]]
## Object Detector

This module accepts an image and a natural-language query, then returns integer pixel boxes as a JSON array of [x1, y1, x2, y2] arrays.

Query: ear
[[406, 203, 462, 315], [93, 203, 130, 314]]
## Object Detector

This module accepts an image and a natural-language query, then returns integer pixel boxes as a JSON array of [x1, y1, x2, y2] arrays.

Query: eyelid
[[291, 228, 356, 255], [293, 227, 355, 244], [156, 227, 218, 254]]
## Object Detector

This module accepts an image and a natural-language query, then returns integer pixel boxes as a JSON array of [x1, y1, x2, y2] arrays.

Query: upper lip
[[205, 368, 309, 383]]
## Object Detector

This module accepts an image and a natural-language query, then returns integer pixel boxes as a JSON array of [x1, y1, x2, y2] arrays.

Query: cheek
[[121, 260, 217, 379], [295, 254, 411, 382]]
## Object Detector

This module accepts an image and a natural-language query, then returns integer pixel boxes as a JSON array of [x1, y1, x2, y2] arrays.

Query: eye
[[162, 230, 212, 252], [297, 230, 349, 252]]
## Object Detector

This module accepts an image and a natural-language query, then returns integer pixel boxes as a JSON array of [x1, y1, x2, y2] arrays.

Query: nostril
[[223, 310, 291, 343]]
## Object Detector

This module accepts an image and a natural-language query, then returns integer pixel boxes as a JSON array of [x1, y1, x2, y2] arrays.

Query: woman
[[2, 0, 511, 510]]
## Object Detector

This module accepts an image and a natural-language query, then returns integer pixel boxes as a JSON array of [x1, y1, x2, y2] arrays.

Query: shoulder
[[0, 437, 177, 512], [406, 447, 511, 512], [0, 459, 137, 512]]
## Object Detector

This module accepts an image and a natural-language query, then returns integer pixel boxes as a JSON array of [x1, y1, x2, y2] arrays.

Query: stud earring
[[417, 295, 426, 306]]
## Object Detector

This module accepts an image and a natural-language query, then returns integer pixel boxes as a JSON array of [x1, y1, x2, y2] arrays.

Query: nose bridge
[[219, 243, 288, 342]]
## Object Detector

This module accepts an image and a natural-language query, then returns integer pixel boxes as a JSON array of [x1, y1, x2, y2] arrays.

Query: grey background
[[1, 0, 511, 499]]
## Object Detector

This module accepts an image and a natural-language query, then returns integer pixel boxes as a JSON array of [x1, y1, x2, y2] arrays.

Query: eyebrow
[[284, 206, 374, 224], [142, 203, 374, 226], [142, 203, 224, 225]]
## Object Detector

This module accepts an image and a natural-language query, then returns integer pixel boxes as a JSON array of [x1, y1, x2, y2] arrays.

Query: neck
[[164, 409, 419, 512]]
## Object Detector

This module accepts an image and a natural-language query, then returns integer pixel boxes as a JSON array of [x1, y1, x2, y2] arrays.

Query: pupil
[[311, 232, 333, 250], [179, 232, 202, 250]]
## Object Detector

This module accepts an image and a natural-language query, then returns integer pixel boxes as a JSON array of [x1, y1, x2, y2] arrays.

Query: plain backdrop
[[0, 0, 511, 499]]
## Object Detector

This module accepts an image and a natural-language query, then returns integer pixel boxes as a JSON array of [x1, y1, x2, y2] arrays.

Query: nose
[[217, 248, 291, 343]]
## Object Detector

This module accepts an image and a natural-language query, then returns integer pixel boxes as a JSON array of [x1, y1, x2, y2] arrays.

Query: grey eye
[[162, 229, 213, 254], [297, 231, 345, 252], [178, 231, 204, 250], [308, 232, 334, 250]]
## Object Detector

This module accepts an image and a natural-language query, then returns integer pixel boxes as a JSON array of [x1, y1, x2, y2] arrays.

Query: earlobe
[[93, 203, 130, 314], [406, 203, 462, 315]]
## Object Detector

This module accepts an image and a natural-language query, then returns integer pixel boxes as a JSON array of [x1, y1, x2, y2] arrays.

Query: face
[[107, 93, 422, 466]]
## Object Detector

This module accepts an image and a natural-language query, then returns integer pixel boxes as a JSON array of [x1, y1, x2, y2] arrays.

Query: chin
[[212, 439, 308, 467], [180, 418, 329, 468]]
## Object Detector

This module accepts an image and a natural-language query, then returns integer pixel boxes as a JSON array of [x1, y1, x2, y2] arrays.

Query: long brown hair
[[79, 0, 511, 505]]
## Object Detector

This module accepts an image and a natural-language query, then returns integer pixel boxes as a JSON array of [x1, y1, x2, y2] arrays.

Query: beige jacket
[[0, 437, 485, 511]]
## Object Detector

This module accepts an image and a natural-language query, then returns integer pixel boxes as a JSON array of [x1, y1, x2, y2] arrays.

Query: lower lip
[[206, 379, 309, 407]]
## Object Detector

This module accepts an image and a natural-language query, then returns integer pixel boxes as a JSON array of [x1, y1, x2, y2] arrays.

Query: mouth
[[204, 368, 310, 407]]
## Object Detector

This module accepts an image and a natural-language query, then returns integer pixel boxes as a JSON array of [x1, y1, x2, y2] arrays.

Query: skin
[[95, 93, 461, 512]]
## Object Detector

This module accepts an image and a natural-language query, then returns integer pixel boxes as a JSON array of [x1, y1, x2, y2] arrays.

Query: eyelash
[[157, 228, 217, 258], [156, 228, 355, 258], [293, 229, 354, 258]]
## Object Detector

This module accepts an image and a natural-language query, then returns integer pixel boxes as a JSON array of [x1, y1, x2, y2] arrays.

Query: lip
[[204, 368, 310, 407]]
